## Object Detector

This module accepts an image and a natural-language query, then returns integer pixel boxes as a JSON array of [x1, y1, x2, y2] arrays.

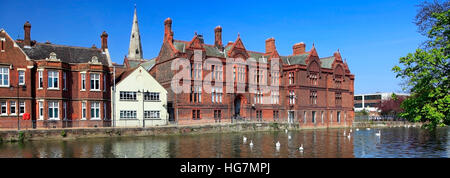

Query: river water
[[0, 127, 449, 158]]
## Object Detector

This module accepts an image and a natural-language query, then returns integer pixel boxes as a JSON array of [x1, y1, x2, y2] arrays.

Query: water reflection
[[0, 127, 448, 158]]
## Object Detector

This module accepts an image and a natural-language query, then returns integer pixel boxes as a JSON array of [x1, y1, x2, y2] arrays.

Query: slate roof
[[140, 59, 156, 71], [127, 60, 142, 68], [171, 39, 337, 69], [319, 56, 335, 69], [114, 67, 138, 84], [280, 54, 309, 65], [18, 42, 109, 65]]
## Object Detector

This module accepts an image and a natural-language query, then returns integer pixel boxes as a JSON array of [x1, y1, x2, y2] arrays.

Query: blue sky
[[0, 0, 427, 94]]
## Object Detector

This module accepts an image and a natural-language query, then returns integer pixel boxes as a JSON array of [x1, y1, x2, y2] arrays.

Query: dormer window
[[88, 56, 101, 65], [47, 52, 60, 61]]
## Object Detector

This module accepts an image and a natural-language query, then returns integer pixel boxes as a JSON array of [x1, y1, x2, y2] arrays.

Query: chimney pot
[[164, 18, 173, 42], [23, 21, 31, 47], [265, 37, 276, 54], [214, 26, 223, 49], [293, 42, 306, 55], [101, 31, 108, 51]]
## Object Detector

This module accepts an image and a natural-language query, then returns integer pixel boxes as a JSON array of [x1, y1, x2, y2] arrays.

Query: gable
[[0, 29, 31, 63], [116, 66, 167, 94]]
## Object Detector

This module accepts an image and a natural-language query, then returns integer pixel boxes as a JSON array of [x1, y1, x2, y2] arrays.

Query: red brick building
[[0, 22, 114, 129], [150, 18, 355, 127]]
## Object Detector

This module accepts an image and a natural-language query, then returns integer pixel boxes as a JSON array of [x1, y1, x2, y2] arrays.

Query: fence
[[354, 115, 406, 122]]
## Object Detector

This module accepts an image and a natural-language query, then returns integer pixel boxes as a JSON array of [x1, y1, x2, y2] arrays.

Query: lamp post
[[10, 84, 26, 130], [138, 89, 148, 128]]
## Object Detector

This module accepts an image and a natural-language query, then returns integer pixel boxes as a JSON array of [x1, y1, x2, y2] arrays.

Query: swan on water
[[375, 130, 381, 137], [249, 140, 254, 147], [276, 141, 281, 148], [288, 135, 292, 140], [366, 128, 371, 131], [243, 136, 247, 142], [299, 144, 304, 152], [356, 128, 360, 131]]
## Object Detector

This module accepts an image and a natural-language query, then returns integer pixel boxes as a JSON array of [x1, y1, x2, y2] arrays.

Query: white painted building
[[112, 65, 168, 127], [354, 92, 410, 113]]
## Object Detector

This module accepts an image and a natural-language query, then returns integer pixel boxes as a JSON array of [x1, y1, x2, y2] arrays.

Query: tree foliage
[[393, 9, 450, 130], [414, 0, 450, 37], [378, 94, 407, 116]]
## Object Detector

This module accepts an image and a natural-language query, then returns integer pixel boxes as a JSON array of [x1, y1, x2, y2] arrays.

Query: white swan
[[299, 144, 304, 152], [243, 136, 247, 142], [285, 129, 288, 133], [288, 135, 292, 140], [249, 140, 254, 147], [347, 133, 351, 139], [366, 128, 371, 131], [356, 128, 359, 131], [350, 129, 353, 133], [276, 141, 281, 148], [375, 130, 381, 136]]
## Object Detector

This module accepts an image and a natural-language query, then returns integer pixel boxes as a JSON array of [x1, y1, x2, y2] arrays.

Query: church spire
[[128, 5, 143, 60]]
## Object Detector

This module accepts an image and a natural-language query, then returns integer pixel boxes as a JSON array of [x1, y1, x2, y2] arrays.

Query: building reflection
[[2, 127, 450, 158]]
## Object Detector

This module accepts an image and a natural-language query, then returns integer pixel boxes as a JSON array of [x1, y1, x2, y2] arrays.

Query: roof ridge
[[34, 42, 104, 51]]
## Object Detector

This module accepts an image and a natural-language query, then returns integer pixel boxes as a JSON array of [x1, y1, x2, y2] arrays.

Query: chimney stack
[[265, 37, 276, 54], [101, 31, 108, 51], [164, 18, 173, 42], [23, 21, 31, 47], [293, 42, 305, 55], [214, 26, 223, 49]]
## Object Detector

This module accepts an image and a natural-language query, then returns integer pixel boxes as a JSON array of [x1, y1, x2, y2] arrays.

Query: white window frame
[[18, 69, 25, 86], [19, 101, 25, 116], [48, 101, 59, 120], [48, 70, 59, 89], [120, 110, 137, 119], [90, 102, 100, 120], [38, 70, 43, 89], [90, 73, 100, 91], [10, 101, 16, 116], [144, 110, 161, 119], [120, 91, 137, 101], [38, 101, 43, 120], [0, 67, 10, 87], [1, 101, 7, 115], [81, 102, 87, 120], [80, 72, 86, 91]]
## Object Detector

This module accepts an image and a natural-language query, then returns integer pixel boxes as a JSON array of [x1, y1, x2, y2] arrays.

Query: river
[[0, 127, 448, 158]]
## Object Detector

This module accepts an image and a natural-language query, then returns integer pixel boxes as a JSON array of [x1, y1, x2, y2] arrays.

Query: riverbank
[[0, 121, 421, 142]]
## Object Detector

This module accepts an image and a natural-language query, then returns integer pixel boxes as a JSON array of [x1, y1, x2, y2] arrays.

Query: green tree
[[392, 9, 450, 130]]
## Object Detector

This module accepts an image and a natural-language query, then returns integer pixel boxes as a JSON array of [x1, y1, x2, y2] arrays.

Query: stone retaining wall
[[0, 121, 420, 142]]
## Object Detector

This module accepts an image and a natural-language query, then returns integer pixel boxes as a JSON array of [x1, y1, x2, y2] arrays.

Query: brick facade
[[150, 18, 355, 127], [0, 22, 115, 129]]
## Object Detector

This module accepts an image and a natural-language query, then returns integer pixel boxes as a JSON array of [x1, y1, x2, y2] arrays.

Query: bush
[[18, 131, 25, 142], [61, 130, 67, 137]]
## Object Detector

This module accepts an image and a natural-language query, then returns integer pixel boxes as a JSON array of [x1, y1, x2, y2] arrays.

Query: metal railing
[[354, 115, 406, 122]]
